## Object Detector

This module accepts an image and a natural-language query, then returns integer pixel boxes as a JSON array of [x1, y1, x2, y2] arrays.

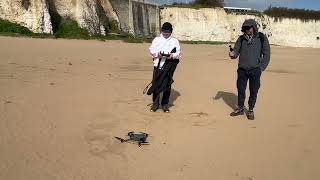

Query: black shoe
[[162, 104, 170, 113], [150, 103, 159, 112], [230, 108, 244, 116], [247, 110, 255, 120]]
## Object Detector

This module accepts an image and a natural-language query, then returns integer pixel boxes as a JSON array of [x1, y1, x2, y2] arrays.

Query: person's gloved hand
[[229, 51, 237, 59]]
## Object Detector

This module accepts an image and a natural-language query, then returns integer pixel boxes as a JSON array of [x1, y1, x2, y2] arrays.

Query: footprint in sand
[[113, 98, 140, 105], [288, 124, 303, 128], [189, 112, 208, 117], [241, 177, 254, 180], [266, 69, 298, 74], [188, 112, 216, 127], [4, 100, 12, 104], [84, 122, 126, 159], [192, 120, 216, 127]]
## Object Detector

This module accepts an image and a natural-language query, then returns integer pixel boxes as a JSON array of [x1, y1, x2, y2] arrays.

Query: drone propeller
[[138, 141, 149, 147], [114, 136, 126, 143]]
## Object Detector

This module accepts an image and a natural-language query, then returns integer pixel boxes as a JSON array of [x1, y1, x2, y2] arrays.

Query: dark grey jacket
[[233, 19, 271, 71]]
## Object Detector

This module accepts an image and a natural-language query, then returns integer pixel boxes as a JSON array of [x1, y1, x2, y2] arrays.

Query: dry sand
[[0, 36, 319, 180]]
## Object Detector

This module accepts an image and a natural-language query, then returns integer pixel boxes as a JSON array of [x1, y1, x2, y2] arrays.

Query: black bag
[[144, 47, 179, 96]]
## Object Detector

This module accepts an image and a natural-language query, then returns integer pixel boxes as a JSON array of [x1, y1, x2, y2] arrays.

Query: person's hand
[[152, 53, 157, 58], [158, 52, 163, 59], [168, 53, 174, 59], [229, 51, 235, 59]]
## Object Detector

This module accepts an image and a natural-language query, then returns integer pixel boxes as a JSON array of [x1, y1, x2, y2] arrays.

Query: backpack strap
[[258, 32, 265, 56], [239, 35, 245, 52]]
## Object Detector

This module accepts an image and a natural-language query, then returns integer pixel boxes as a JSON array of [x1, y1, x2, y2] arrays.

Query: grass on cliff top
[[264, 6, 320, 21]]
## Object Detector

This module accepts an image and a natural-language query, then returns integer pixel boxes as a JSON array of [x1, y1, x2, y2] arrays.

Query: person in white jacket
[[148, 22, 181, 113]]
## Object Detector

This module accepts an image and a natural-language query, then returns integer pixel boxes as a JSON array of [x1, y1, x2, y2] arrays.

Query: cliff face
[[161, 7, 320, 48], [1, 3, 319, 48], [0, 0, 159, 36], [0, 0, 52, 34], [47, 0, 119, 35], [268, 18, 320, 48], [109, 0, 159, 36], [0, 0, 119, 35]]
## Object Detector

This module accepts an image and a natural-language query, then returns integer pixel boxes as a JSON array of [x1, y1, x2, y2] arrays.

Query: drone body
[[115, 132, 149, 146]]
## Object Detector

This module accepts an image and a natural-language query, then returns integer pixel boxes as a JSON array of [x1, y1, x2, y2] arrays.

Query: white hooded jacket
[[149, 34, 181, 68]]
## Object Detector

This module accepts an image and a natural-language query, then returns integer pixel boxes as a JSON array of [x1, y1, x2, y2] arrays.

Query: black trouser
[[237, 67, 262, 110], [152, 67, 175, 106], [153, 85, 171, 106]]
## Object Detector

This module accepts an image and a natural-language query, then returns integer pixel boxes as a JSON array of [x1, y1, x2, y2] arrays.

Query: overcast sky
[[145, 0, 320, 11]]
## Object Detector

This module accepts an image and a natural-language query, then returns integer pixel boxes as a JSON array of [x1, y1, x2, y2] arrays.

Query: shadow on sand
[[213, 91, 238, 110], [168, 89, 181, 107]]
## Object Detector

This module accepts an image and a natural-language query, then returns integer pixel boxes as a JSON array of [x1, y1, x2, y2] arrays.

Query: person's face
[[162, 31, 172, 39], [244, 26, 254, 36]]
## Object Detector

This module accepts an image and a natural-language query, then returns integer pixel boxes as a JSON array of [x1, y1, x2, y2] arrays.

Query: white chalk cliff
[[0, 0, 52, 33], [161, 7, 320, 48], [1, 3, 319, 48], [0, 0, 119, 35]]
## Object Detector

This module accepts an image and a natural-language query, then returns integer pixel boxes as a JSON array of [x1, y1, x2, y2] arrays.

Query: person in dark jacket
[[229, 19, 271, 120]]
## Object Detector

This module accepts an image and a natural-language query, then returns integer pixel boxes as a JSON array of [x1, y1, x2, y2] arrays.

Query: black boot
[[246, 109, 255, 120], [150, 103, 159, 112], [230, 108, 244, 116], [162, 104, 170, 113]]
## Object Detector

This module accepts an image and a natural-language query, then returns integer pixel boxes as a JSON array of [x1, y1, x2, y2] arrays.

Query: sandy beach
[[0, 36, 319, 180]]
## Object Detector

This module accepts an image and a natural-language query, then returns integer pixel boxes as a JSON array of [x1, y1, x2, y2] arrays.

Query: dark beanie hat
[[161, 22, 173, 33]]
